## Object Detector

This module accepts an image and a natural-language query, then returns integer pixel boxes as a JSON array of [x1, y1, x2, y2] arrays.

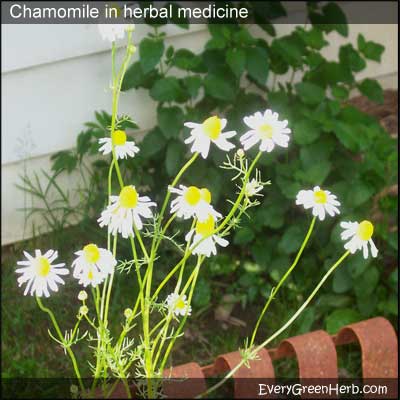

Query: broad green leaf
[[278, 225, 305, 254], [121, 62, 160, 91], [139, 38, 164, 74], [331, 85, 349, 100], [354, 266, 380, 298], [165, 140, 185, 176], [246, 46, 269, 85], [234, 227, 255, 245], [321, 2, 348, 37], [182, 76, 202, 98], [357, 34, 385, 61], [296, 159, 331, 185], [332, 121, 359, 151], [271, 34, 306, 67], [357, 79, 384, 104], [157, 106, 184, 139], [51, 151, 77, 173], [172, 49, 205, 72], [297, 27, 327, 50], [345, 181, 374, 207], [204, 73, 236, 101], [293, 119, 321, 145], [295, 82, 325, 105], [339, 44, 366, 72], [325, 309, 362, 334], [139, 128, 167, 158], [226, 48, 246, 77], [332, 266, 353, 293], [150, 77, 185, 102]]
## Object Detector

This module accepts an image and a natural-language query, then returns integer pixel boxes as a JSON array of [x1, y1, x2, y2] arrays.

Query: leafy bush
[[23, 1, 397, 333]]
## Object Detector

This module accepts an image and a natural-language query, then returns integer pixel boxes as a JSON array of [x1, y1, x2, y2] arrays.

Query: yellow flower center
[[200, 188, 211, 204], [258, 124, 273, 139], [88, 269, 94, 281], [35, 256, 51, 277], [314, 190, 328, 204], [83, 244, 100, 264], [357, 220, 374, 241], [119, 186, 138, 209], [202, 116, 222, 140], [112, 130, 127, 146], [184, 186, 201, 206], [175, 298, 186, 310], [195, 215, 215, 236]]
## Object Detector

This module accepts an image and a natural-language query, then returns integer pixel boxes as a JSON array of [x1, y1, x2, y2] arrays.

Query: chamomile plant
[[15, 25, 379, 398]]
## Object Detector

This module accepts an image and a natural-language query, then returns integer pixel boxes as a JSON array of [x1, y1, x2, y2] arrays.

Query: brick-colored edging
[[163, 317, 398, 398]]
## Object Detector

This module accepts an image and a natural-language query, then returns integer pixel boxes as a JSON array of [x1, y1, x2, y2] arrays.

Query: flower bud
[[236, 149, 245, 158], [124, 308, 133, 319], [79, 305, 88, 316], [78, 290, 88, 301]]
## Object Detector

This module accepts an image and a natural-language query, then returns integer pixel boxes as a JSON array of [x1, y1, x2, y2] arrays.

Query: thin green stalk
[[249, 216, 317, 347], [159, 257, 203, 371], [36, 296, 84, 391], [198, 251, 351, 398], [104, 235, 118, 328]]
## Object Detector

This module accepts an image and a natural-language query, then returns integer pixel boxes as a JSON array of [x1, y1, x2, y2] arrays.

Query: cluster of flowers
[[15, 105, 378, 316]]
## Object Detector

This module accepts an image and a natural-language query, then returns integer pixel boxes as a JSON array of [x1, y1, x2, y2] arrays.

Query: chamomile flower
[[98, 185, 156, 238], [166, 293, 192, 317], [98, 24, 135, 42], [240, 109, 291, 152], [245, 178, 263, 197], [184, 116, 236, 159], [340, 220, 378, 259], [15, 250, 68, 297], [169, 185, 221, 222], [185, 214, 229, 257], [72, 244, 116, 282], [98, 130, 139, 160], [296, 186, 341, 221], [77, 264, 106, 288]]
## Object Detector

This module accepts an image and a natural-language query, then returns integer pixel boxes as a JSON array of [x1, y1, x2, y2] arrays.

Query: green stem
[[159, 257, 203, 371], [36, 296, 84, 391], [249, 216, 316, 347], [198, 251, 351, 398]]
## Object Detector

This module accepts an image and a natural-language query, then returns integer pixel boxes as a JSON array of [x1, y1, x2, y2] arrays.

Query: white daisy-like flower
[[240, 109, 291, 152], [296, 186, 341, 221], [99, 130, 139, 160], [184, 116, 236, 159], [166, 293, 192, 317], [340, 220, 378, 259], [77, 264, 106, 288], [185, 214, 229, 257], [15, 250, 69, 297], [98, 185, 156, 238], [72, 244, 116, 283], [245, 178, 263, 197], [169, 185, 221, 222], [98, 24, 135, 42]]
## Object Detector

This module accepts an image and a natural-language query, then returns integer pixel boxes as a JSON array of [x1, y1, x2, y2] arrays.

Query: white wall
[[1, 15, 398, 245]]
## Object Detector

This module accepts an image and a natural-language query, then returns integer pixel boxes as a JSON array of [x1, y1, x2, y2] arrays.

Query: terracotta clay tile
[[276, 330, 338, 399], [162, 361, 207, 399], [214, 348, 275, 399], [335, 317, 398, 379]]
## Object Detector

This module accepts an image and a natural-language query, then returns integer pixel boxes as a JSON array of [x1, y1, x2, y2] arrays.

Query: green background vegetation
[[2, 1, 397, 379]]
